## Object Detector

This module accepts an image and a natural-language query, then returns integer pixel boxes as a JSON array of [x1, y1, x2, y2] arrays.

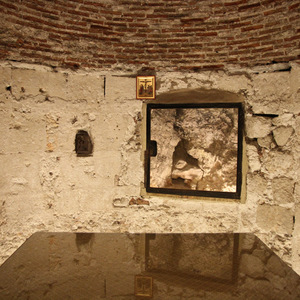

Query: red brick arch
[[0, 0, 299, 70]]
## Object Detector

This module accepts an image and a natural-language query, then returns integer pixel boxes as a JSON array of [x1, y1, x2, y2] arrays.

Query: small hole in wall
[[75, 130, 93, 157]]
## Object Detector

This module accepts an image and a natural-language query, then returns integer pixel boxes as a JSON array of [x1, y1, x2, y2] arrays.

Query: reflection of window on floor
[[145, 103, 244, 199], [145, 233, 239, 285]]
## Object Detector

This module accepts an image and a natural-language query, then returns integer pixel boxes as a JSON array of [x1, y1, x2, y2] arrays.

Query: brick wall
[[0, 0, 299, 70]]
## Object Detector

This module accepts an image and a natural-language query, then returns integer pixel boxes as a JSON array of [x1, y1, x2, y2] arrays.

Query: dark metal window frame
[[145, 102, 244, 199]]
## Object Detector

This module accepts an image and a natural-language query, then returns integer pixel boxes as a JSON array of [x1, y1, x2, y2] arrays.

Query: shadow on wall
[[0, 233, 299, 300]]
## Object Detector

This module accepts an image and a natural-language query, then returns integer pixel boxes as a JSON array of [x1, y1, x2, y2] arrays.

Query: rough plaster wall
[[0, 62, 299, 274]]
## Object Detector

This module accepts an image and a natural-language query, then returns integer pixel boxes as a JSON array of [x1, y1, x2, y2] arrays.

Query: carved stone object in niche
[[75, 130, 93, 157]]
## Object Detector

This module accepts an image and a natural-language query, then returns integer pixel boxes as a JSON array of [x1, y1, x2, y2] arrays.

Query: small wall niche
[[144, 89, 244, 200], [75, 130, 93, 157]]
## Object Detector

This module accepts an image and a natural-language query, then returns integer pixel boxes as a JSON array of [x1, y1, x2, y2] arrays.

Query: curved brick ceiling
[[0, 0, 299, 71]]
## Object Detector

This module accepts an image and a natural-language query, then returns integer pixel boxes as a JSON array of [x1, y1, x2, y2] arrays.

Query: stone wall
[[0, 61, 299, 275]]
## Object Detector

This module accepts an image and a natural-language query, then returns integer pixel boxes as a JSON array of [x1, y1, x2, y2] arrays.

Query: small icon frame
[[136, 76, 156, 100]]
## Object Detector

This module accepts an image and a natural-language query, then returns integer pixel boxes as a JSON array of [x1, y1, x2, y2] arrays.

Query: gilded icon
[[136, 76, 155, 100]]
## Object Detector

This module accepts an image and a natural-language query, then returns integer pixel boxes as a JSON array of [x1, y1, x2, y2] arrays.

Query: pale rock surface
[[256, 205, 293, 234], [272, 113, 294, 127], [273, 126, 294, 147], [295, 182, 300, 204], [240, 206, 257, 231], [246, 144, 261, 173], [262, 151, 294, 178], [272, 177, 294, 205], [246, 116, 273, 139], [247, 173, 268, 204], [257, 134, 274, 149], [249, 72, 292, 114]]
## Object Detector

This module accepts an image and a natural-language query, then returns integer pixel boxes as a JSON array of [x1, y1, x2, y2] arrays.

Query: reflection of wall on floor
[[0, 233, 299, 300], [146, 233, 236, 282], [0, 233, 145, 299]]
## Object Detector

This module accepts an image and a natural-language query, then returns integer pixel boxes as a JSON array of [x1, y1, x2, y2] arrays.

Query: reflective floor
[[0, 233, 299, 299]]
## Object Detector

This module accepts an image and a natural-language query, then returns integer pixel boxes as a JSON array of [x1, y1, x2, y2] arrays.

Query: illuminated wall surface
[[0, 233, 300, 300]]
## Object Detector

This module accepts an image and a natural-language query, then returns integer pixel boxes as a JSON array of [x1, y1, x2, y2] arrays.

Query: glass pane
[[149, 107, 239, 193], [1, 233, 299, 300]]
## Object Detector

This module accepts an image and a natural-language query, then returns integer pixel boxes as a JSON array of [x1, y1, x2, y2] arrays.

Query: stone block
[[240, 207, 257, 230], [1, 106, 47, 154], [11, 67, 105, 104], [262, 151, 294, 178], [290, 63, 300, 114], [11, 67, 68, 101], [0, 153, 42, 197], [246, 144, 261, 172], [106, 75, 135, 100], [118, 151, 143, 187], [66, 72, 105, 103], [273, 126, 294, 147], [272, 113, 294, 127], [272, 177, 294, 205], [249, 72, 292, 114], [247, 173, 268, 203], [257, 134, 275, 149], [256, 205, 293, 234], [246, 115, 273, 139], [295, 182, 300, 204]]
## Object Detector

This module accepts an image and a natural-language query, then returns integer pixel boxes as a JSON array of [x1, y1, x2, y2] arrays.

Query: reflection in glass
[[0, 233, 299, 300], [146, 234, 238, 283]]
